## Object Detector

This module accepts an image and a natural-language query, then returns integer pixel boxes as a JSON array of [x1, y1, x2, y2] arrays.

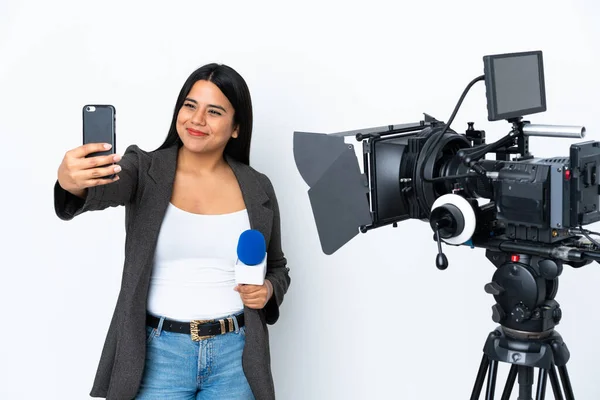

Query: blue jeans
[[136, 315, 255, 399]]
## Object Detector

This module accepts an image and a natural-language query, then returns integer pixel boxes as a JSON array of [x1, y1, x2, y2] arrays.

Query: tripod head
[[483, 251, 562, 336]]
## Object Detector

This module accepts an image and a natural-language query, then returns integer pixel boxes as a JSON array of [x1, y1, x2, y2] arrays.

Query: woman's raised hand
[[57, 143, 121, 198]]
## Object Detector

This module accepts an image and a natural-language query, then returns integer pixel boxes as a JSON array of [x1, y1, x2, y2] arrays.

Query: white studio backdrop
[[1, 0, 599, 399]]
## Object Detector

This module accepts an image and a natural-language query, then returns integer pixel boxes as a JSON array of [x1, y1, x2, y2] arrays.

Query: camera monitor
[[484, 50, 546, 121]]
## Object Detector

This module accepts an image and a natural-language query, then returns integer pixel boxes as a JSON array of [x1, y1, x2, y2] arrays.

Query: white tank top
[[146, 203, 250, 321]]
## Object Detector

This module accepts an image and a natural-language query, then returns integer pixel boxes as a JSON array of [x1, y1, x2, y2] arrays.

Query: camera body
[[365, 120, 600, 246]]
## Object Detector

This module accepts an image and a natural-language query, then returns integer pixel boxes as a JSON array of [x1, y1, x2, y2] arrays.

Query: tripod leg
[[557, 365, 575, 400], [548, 365, 564, 400], [500, 364, 518, 400], [486, 360, 499, 400], [535, 368, 548, 400], [471, 354, 490, 400], [518, 366, 534, 400]]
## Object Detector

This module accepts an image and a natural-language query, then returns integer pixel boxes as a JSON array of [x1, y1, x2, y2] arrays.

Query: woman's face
[[176, 80, 238, 156]]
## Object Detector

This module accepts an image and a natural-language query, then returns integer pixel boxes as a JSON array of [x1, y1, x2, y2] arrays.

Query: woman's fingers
[[81, 153, 121, 170], [76, 164, 122, 180], [82, 175, 120, 188], [69, 142, 113, 158]]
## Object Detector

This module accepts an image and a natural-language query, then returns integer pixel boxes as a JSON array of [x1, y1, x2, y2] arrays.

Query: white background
[[2, 0, 600, 399]]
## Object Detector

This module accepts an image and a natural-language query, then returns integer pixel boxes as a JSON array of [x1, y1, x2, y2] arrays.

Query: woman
[[54, 63, 290, 400]]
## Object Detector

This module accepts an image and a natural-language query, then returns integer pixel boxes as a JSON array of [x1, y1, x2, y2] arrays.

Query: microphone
[[235, 229, 267, 285]]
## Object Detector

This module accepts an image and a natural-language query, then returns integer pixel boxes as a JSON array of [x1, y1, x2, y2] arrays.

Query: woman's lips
[[187, 128, 207, 137]]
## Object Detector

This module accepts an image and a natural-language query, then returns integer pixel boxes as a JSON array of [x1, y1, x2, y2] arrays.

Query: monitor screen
[[484, 51, 546, 121]]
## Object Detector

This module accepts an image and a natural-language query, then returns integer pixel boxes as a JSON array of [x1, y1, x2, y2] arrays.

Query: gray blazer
[[54, 144, 291, 400]]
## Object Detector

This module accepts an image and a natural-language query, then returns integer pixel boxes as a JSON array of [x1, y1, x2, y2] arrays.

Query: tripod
[[470, 326, 574, 400], [468, 250, 578, 399]]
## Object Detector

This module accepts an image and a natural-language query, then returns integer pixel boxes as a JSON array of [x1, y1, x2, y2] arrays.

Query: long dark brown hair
[[156, 63, 253, 165]]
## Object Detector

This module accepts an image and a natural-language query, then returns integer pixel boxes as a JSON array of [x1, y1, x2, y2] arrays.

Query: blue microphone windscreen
[[237, 229, 266, 265]]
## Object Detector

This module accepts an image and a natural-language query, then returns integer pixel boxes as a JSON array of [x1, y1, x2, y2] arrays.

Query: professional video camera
[[293, 50, 600, 399]]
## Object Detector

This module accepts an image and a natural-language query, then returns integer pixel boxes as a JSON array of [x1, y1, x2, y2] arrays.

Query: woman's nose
[[191, 110, 206, 126]]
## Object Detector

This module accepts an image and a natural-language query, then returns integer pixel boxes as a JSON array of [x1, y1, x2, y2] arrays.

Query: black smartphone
[[82, 104, 116, 177]]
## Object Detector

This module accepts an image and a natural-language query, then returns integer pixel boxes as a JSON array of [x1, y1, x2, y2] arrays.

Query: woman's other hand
[[234, 280, 273, 309]]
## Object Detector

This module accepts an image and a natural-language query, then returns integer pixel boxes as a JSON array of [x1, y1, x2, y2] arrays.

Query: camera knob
[[553, 308, 562, 324], [491, 304, 506, 323], [484, 282, 504, 296], [511, 304, 531, 323]]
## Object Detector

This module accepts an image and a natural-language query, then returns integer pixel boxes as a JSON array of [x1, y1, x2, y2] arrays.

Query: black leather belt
[[146, 313, 245, 341]]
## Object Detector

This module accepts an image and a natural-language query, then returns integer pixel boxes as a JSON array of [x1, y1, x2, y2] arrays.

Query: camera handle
[[457, 118, 529, 176]]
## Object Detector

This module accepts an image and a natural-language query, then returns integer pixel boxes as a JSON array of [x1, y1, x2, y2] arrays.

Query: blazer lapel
[[139, 144, 178, 264], [226, 155, 273, 246], [147, 145, 179, 186]]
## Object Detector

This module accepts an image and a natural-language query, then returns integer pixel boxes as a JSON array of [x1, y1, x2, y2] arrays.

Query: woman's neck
[[177, 146, 228, 176]]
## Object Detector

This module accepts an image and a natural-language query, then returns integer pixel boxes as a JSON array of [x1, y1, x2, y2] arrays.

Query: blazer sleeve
[[261, 174, 291, 325], [54, 145, 141, 221]]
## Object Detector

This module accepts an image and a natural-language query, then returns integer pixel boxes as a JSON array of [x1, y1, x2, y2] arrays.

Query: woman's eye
[[208, 109, 222, 116], [184, 103, 195, 109]]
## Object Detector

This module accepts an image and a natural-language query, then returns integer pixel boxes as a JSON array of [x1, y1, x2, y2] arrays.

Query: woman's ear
[[231, 125, 239, 139]]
